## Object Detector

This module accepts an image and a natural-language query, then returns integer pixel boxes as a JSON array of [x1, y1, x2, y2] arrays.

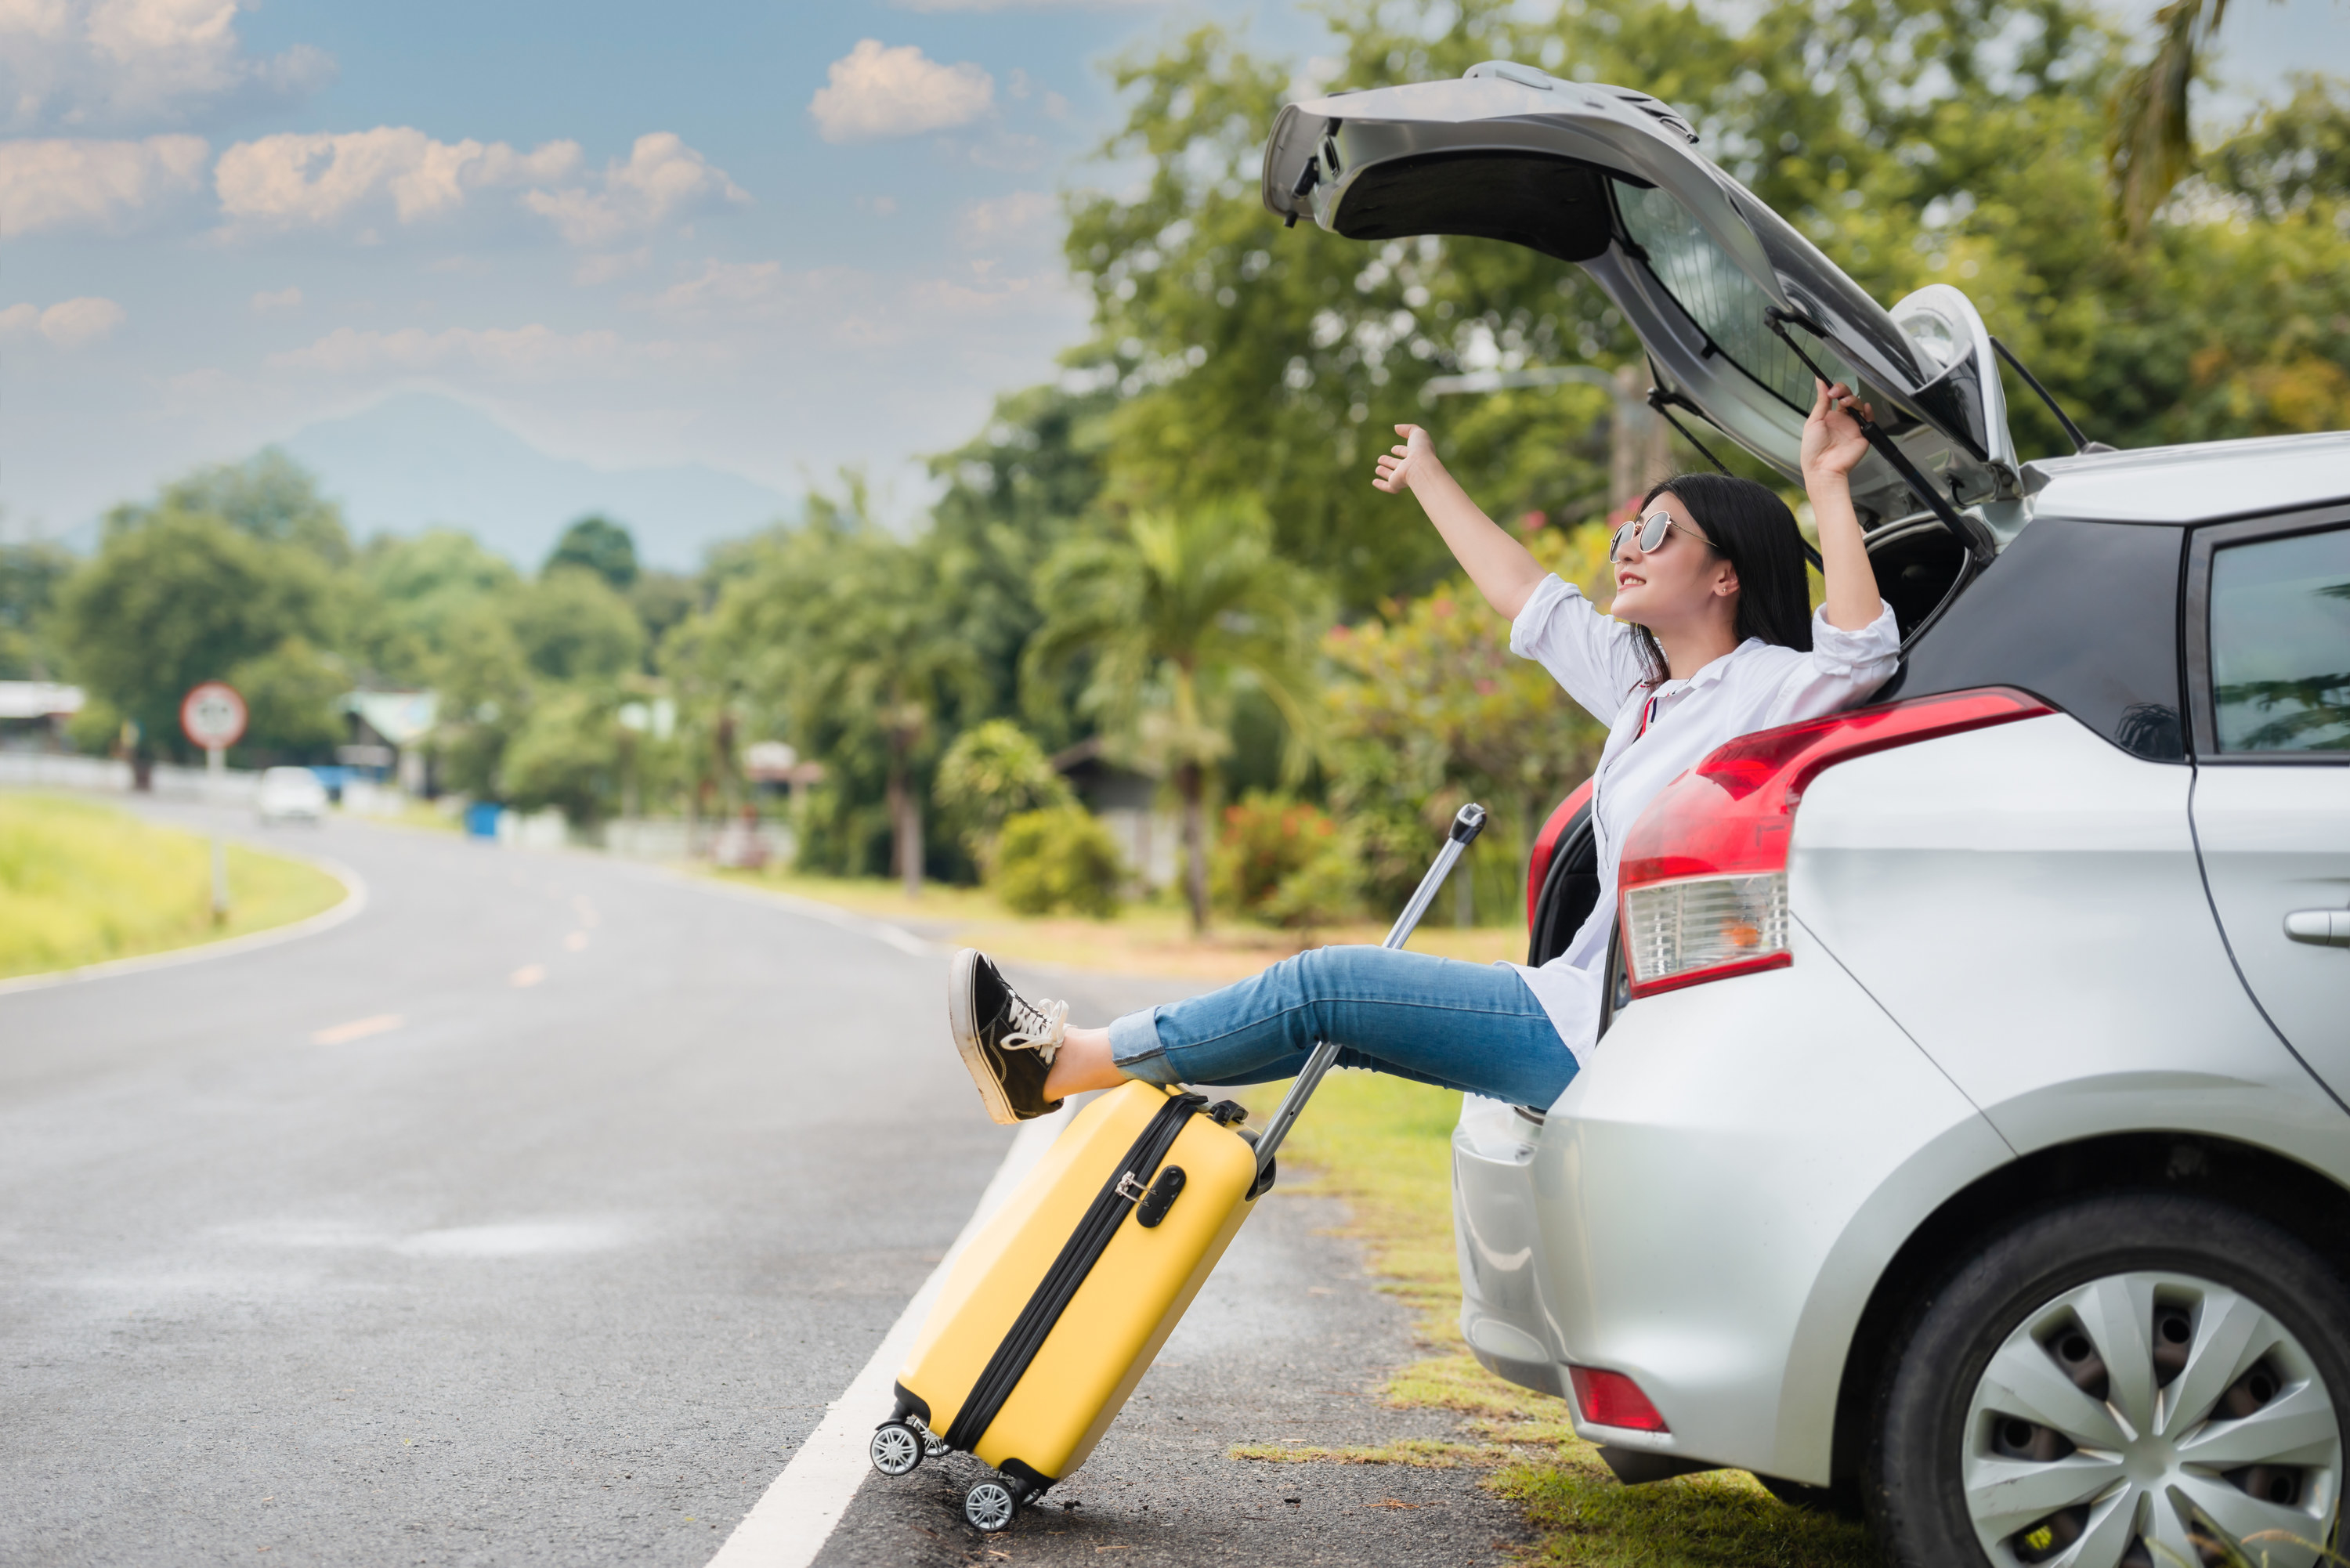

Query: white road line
[[707, 1104, 1068, 1568], [0, 853, 368, 999], [649, 869, 938, 958]]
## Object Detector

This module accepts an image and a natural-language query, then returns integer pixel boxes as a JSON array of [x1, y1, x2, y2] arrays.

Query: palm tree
[[2106, 0, 2302, 238], [1027, 504, 1328, 932]]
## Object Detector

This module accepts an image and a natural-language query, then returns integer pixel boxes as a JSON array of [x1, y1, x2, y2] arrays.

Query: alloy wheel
[[1962, 1270, 2342, 1567]]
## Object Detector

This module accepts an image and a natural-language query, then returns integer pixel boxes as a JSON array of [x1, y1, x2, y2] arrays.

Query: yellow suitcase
[[870, 804, 1487, 1534]]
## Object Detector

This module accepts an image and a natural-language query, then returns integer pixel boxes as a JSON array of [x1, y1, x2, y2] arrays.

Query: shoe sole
[[949, 947, 1020, 1127]]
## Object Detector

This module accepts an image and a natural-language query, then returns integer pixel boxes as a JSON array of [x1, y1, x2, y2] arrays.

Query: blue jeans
[[1106, 945, 1578, 1108]]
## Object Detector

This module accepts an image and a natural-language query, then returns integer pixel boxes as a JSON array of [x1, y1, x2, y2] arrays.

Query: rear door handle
[[2284, 910, 2350, 947]]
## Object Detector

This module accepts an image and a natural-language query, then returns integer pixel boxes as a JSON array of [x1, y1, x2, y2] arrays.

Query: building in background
[[338, 690, 439, 795], [0, 682, 82, 753]]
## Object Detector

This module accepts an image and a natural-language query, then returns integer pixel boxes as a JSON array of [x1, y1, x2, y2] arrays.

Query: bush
[[935, 721, 1075, 862], [1213, 793, 1361, 928], [992, 806, 1124, 918]]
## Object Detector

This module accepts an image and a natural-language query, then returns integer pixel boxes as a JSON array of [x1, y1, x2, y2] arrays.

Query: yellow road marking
[[313, 1013, 403, 1045], [511, 964, 546, 988]]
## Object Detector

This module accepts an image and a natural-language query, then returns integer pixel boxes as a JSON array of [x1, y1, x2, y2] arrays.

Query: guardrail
[[0, 752, 261, 801]]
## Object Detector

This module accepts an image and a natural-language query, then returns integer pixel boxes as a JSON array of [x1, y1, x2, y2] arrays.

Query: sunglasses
[[1611, 508, 1710, 563]]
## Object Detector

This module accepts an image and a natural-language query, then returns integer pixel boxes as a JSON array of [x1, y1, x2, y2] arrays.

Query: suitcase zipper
[[942, 1091, 1206, 1455]]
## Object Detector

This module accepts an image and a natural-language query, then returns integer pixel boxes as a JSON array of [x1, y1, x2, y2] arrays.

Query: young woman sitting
[[949, 381, 1900, 1123]]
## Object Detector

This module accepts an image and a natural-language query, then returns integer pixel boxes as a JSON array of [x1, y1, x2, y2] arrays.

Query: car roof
[[2022, 430, 2350, 525]]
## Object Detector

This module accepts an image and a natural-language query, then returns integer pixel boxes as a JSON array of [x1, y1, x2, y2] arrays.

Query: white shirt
[[1502, 573, 1904, 1065]]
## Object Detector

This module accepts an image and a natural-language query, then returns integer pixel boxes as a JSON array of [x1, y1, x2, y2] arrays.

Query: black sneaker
[[949, 948, 1068, 1125]]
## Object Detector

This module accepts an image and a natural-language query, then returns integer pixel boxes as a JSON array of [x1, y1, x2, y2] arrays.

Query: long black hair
[[1626, 471, 1813, 685]]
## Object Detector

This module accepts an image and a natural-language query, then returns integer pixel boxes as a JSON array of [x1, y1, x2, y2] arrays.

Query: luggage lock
[[1115, 1172, 1148, 1202], [1135, 1167, 1188, 1228]]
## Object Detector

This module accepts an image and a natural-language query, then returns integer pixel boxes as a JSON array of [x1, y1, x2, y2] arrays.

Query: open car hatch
[[1263, 63, 2019, 536]]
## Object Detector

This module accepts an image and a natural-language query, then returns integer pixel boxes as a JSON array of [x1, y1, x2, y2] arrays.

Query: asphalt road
[[1, 802, 1528, 1567]]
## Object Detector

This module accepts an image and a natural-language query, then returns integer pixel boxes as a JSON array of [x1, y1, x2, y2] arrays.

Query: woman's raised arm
[[1373, 425, 1549, 620], [1799, 381, 1888, 632]]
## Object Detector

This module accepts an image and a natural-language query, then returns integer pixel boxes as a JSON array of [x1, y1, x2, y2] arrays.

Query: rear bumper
[[1452, 919, 2012, 1482]]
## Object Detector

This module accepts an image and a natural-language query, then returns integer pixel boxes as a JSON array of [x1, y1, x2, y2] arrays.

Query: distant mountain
[[277, 393, 795, 570]]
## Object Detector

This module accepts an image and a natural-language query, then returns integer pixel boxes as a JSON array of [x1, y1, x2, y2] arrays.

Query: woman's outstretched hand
[[1801, 380, 1874, 484], [1373, 425, 1434, 494]]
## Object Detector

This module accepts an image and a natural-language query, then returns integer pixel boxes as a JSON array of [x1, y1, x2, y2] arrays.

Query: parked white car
[[255, 766, 329, 825], [1269, 65, 2350, 1568]]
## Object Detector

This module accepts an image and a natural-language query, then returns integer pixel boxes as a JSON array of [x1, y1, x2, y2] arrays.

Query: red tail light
[[1569, 1366, 1668, 1432], [1616, 687, 2050, 999]]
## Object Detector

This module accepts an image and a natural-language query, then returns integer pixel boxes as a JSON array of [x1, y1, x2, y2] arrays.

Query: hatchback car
[[255, 765, 330, 825], [1266, 64, 2350, 1568]]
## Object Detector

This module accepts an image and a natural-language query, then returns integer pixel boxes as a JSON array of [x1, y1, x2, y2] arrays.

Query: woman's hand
[[1801, 380, 1873, 485], [1373, 425, 1435, 494]]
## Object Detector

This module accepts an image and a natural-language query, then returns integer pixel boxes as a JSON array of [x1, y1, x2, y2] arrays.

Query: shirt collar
[[1655, 637, 1766, 696]]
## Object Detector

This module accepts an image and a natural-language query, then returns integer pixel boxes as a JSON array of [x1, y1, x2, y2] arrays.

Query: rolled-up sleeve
[[1509, 574, 1650, 721], [1756, 601, 1903, 726]]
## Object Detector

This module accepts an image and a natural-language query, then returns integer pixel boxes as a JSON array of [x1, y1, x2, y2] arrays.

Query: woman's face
[[1608, 490, 1737, 629]]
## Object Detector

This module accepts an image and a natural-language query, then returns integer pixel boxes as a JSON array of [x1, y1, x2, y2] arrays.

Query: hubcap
[[1962, 1270, 2342, 1567], [967, 1482, 1015, 1531]]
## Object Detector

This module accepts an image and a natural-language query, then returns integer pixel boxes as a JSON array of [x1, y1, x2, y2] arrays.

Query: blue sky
[[1, 0, 2341, 546]]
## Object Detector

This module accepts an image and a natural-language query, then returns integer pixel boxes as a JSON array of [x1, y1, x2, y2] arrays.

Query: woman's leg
[[1065, 945, 1579, 1109]]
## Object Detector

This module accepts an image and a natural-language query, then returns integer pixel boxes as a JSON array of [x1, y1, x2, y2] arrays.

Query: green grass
[[1237, 1070, 1886, 1567], [0, 792, 349, 981]]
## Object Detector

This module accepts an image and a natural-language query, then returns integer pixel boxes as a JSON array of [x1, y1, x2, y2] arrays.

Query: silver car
[[1267, 65, 2350, 1568]]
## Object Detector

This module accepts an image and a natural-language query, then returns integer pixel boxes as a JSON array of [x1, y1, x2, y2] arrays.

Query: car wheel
[[1867, 1192, 2348, 1568]]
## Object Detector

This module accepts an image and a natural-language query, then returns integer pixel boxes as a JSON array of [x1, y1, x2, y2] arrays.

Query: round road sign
[[180, 681, 248, 750]]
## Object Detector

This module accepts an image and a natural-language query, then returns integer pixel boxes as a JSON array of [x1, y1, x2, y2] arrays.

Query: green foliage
[[510, 568, 646, 682], [225, 638, 346, 757], [0, 540, 74, 679], [352, 528, 520, 686], [935, 720, 1076, 859], [1327, 526, 1614, 911], [498, 688, 621, 825], [56, 511, 334, 763], [545, 514, 639, 590], [1212, 792, 1361, 927], [992, 805, 1125, 917], [107, 449, 352, 565]]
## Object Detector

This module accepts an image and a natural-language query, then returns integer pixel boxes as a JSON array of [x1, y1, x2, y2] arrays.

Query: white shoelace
[[1002, 994, 1069, 1064]]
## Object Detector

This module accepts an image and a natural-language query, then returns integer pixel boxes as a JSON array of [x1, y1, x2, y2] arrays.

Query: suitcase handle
[[1247, 802, 1485, 1177]]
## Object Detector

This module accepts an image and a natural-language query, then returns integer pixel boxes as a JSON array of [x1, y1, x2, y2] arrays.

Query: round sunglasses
[[1611, 508, 1712, 563]]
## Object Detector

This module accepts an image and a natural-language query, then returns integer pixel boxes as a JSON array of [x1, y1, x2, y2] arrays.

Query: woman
[[949, 381, 1901, 1124]]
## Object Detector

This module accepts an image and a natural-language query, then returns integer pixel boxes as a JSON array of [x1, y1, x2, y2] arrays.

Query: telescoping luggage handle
[[1248, 803, 1485, 1177]]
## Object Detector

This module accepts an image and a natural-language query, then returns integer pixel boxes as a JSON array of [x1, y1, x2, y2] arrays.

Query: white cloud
[[809, 40, 992, 142], [214, 127, 580, 229], [248, 284, 298, 313], [266, 323, 624, 380], [956, 189, 1056, 248], [0, 294, 127, 345], [0, 0, 332, 132], [521, 132, 747, 247], [650, 258, 790, 320], [0, 132, 205, 235], [573, 247, 649, 287]]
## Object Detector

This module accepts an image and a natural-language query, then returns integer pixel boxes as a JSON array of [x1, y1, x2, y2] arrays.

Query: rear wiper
[[1987, 337, 2113, 456], [1762, 307, 1990, 565]]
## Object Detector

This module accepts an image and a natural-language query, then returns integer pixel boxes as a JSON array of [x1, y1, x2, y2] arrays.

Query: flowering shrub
[[1213, 793, 1360, 928]]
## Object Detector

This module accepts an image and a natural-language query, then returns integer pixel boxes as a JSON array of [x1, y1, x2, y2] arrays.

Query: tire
[[964, 1479, 1018, 1533], [1866, 1191, 2350, 1568], [867, 1422, 923, 1478]]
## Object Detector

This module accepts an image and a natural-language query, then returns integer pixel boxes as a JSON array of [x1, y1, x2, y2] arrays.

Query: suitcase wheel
[[869, 1422, 924, 1478], [964, 1479, 1020, 1532]]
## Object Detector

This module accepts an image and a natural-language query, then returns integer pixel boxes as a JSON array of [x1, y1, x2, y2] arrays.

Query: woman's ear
[[1711, 560, 1741, 600]]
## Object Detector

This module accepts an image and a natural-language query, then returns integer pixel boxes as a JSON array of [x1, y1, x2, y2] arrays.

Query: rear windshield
[[1613, 181, 1855, 413]]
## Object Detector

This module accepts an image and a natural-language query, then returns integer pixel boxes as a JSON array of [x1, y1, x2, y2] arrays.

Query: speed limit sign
[[180, 681, 248, 750]]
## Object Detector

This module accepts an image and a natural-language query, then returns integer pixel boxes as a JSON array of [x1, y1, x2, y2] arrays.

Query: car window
[[1612, 181, 1854, 414], [2209, 524, 2350, 753]]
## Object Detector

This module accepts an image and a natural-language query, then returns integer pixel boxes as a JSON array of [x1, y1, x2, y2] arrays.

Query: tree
[[56, 511, 334, 764], [935, 720, 1077, 865], [1027, 503, 1326, 931], [0, 540, 74, 680], [352, 528, 521, 687], [500, 688, 622, 826], [226, 638, 347, 759], [107, 450, 352, 565], [510, 569, 645, 683], [544, 515, 639, 590]]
